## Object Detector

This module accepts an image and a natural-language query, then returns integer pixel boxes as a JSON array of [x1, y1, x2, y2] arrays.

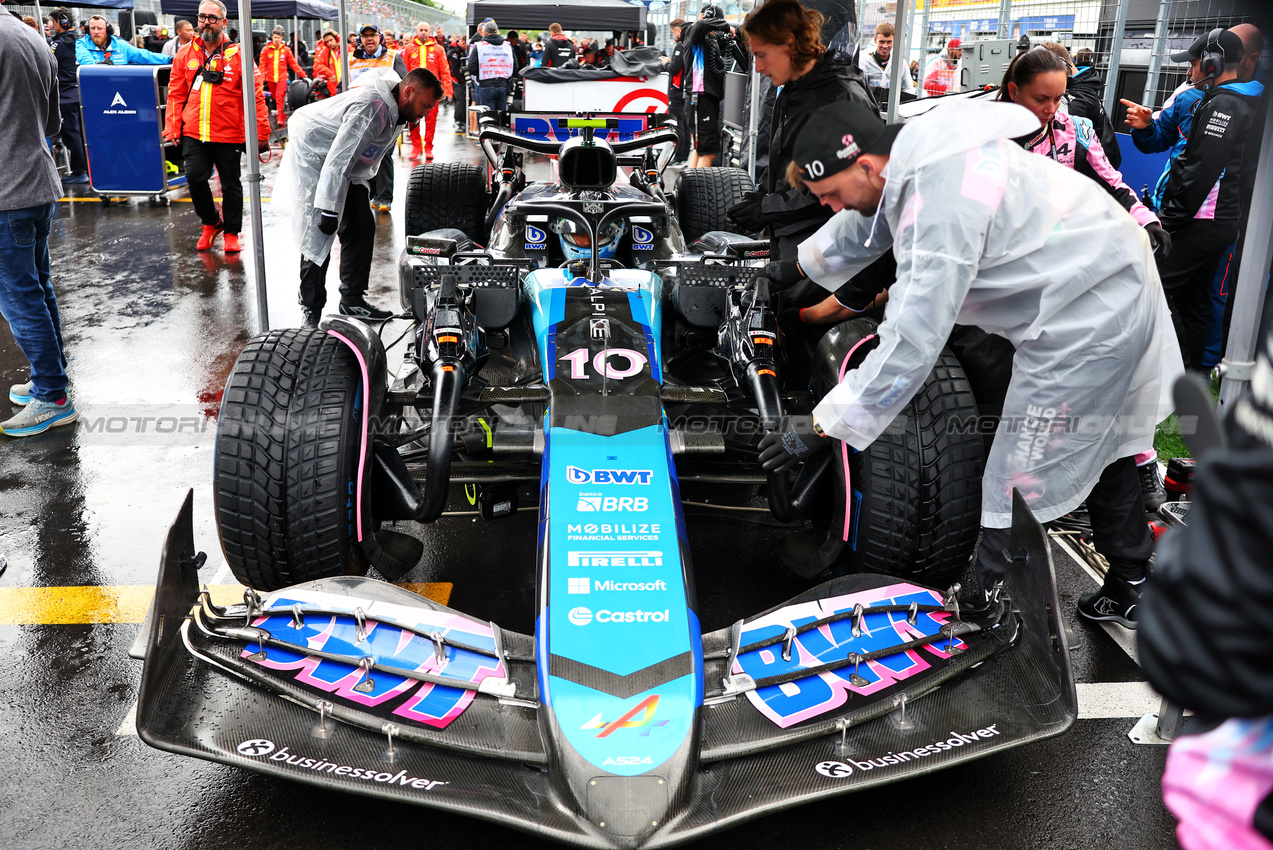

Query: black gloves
[[1145, 222, 1172, 257], [758, 415, 831, 472], [727, 188, 765, 233], [762, 259, 803, 291], [318, 210, 339, 235]]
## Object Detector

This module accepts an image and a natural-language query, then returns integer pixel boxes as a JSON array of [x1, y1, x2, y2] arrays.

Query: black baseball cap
[[1170, 34, 1206, 63], [792, 101, 901, 182]]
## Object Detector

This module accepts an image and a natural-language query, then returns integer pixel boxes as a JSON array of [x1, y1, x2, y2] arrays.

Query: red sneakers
[[196, 223, 224, 251], [223, 233, 242, 253]]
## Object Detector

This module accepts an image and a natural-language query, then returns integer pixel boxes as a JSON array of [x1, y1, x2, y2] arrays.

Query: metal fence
[[855, 0, 1257, 122]]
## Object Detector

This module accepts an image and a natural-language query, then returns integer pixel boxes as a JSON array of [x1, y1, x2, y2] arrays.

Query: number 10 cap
[[793, 101, 902, 182]]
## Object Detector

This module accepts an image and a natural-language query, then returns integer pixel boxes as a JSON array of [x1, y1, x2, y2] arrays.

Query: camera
[[202, 68, 224, 84]]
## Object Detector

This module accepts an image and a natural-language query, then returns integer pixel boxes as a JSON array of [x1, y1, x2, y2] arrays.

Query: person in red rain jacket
[[311, 29, 342, 97], [402, 21, 453, 160], [164, 0, 270, 253], [259, 26, 307, 126]]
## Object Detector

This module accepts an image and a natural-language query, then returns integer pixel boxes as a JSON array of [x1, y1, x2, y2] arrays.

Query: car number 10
[[560, 348, 648, 380]]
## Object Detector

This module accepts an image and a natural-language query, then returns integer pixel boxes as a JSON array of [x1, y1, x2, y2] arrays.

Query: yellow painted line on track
[[0, 582, 452, 625]]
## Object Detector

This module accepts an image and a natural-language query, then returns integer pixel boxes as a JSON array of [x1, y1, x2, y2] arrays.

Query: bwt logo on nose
[[566, 466, 653, 485]]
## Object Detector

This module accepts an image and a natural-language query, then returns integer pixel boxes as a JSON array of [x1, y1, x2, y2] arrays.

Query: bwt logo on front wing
[[567, 607, 671, 625], [567, 550, 663, 567], [577, 495, 649, 512], [566, 466, 653, 485]]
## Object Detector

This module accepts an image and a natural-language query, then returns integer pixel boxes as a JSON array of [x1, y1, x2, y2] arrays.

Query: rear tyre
[[214, 328, 369, 591], [814, 318, 984, 588], [405, 162, 488, 243], [676, 167, 754, 244]]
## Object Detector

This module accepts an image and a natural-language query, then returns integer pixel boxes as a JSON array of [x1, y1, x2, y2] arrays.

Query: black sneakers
[[301, 307, 321, 329], [1138, 460, 1167, 512], [1077, 575, 1143, 629], [338, 298, 394, 320]]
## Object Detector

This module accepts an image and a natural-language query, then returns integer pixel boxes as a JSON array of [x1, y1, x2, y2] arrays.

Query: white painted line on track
[[1076, 681, 1162, 719], [1050, 535, 1140, 664], [116, 701, 138, 736]]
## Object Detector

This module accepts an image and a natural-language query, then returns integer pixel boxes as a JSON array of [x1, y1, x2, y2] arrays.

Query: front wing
[[136, 491, 1075, 848]]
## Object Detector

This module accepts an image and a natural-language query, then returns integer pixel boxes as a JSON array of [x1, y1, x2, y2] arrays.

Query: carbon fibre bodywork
[[137, 489, 1074, 848]]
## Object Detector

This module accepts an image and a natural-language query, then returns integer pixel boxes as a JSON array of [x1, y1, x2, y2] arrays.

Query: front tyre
[[214, 328, 369, 591], [676, 167, 755, 244]]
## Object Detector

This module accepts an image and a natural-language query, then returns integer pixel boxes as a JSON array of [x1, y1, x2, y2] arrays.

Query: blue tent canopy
[[158, 0, 338, 19]]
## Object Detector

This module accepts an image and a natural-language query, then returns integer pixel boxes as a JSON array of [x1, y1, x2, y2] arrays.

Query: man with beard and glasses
[[76, 14, 170, 65], [163, 0, 270, 253]]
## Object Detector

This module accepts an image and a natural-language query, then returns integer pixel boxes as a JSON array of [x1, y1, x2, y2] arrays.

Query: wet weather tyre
[[814, 318, 984, 588], [214, 327, 369, 591], [676, 167, 754, 244], [405, 162, 487, 243]]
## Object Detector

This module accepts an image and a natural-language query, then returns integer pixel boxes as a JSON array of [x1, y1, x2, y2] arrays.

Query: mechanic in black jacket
[[1153, 28, 1262, 373], [1042, 42, 1121, 169], [447, 36, 467, 128], [665, 19, 690, 164], [47, 7, 88, 184], [730, 0, 877, 304], [682, 4, 747, 167], [1138, 305, 1273, 845], [542, 23, 574, 68]]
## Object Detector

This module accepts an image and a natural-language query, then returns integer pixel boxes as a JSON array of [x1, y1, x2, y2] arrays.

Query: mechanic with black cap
[[756, 99, 1183, 627], [682, 4, 748, 168]]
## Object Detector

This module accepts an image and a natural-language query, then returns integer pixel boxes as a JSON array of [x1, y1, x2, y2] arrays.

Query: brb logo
[[566, 466, 653, 485], [525, 224, 547, 251], [631, 226, 655, 251], [577, 495, 649, 512]]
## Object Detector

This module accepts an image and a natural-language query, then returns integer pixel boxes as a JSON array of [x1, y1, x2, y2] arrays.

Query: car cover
[[796, 99, 1184, 527], [272, 68, 402, 265]]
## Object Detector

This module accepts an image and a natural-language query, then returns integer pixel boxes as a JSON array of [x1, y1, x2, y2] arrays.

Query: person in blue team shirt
[[76, 15, 171, 65]]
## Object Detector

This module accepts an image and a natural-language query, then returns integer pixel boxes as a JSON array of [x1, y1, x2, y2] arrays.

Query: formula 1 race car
[[135, 112, 1075, 848]]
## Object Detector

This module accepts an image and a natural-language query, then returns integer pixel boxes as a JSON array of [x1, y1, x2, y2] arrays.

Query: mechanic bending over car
[[756, 99, 1185, 628], [276, 67, 442, 327]]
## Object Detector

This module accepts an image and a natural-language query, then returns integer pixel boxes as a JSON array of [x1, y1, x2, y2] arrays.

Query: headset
[[51, 8, 74, 32], [87, 15, 116, 38], [1200, 27, 1226, 82]]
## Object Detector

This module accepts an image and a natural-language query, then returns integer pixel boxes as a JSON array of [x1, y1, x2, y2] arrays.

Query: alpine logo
[[566, 466, 653, 485], [110, 91, 128, 107], [632, 226, 655, 250], [567, 550, 663, 567], [525, 224, 547, 250], [577, 495, 649, 512], [582, 694, 668, 737]]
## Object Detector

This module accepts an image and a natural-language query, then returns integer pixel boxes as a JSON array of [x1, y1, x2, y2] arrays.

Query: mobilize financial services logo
[[568, 607, 670, 625], [237, 740, 449, 790]]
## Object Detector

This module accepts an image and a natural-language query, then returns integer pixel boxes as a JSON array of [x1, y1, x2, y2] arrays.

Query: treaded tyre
[[814, 318, 984, 587], [676, 167, 754, 244], [214, 327, 369, 591], [405, 162, 487, 243]]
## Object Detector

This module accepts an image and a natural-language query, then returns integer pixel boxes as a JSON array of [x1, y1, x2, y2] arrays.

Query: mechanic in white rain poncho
[[274, 67, 442, 326], [757, 99, 1184, 629]]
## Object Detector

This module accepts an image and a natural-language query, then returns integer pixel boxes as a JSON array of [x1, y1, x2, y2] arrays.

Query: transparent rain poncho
[[273, 68, 402, 265], [798, 99, 1184, 527]]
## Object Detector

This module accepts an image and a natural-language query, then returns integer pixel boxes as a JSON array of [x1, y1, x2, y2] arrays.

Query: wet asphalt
[[0, 109, 1180, 849]]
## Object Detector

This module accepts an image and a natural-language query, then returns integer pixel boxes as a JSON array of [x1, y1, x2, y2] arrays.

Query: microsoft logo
[[568, 577, 590, 594]]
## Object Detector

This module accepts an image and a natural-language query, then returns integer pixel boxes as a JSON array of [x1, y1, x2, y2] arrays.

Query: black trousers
[[372, 145, 395, 205], [59, 101, 87, 174], [975, 456, 1154, 590], [182, 137, 243, 234], [669, 96, 690, 162], [1157, 219, 1238, 372], [298, 183, 375, 312]]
